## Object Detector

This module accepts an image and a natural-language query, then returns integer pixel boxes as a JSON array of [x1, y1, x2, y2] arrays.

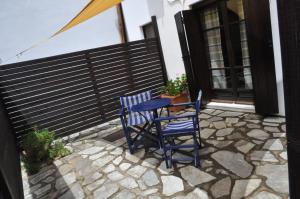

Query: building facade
[[122, 0, 285, 116]]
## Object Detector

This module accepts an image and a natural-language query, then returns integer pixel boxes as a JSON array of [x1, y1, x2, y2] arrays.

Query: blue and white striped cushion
[[164, 120, 194, 131], [120, 91, 153, 126]]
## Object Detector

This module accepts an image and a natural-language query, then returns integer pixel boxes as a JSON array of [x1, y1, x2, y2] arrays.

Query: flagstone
[[78, 146, 104, 155], [113, 156, 123, 165], [199, 113, 211, 119], [93, 183, 119, 199], [55, 172, 76, 190], [247, 129, 270, 140], [59, 183, 85, 199], [114, 189, 136, 199], [264, 126, 280, 133], [174, 188, 209, 199], [200, 120, 210, 128], [125, 151, 140, 163], [262, 139, 284, 150], [199, 147, 217, 156], [161, 176, 184, 196], [246, 119, 261, 124], [247, 124, 261, 129], [231, 179, 262, 199], [280, 151, 288, 160], [82, 172, 102, 185], [249, 191, 281, 199], [210, 177, 231, 198], [179, 166, 216, 186], [226, 117, 239, 124], [213, 121, 227, 129], [281, 124, 286, 132], [127, 165, 147, 178], [142, 188, 159, 196], [92, 155, 115, 168], [263, 122, 279, 127], [234, 122, 247, 127], [218, 111, 244, 117], [89, 151, 108, 160], [206, 140, 233, 148], [119, 177, 138, 189], [103, 164, 115, 173], [264, 117, 285, 123], [141, 158, 160, 168], [211, 151, 253, 178], [250, 151, 278, 162], [208, 117, 223, 123], [234, 140, 255, 154], [211, 109, 224, 115], [256, 164, 289, 193], [201, 128, 216, 139], [216, 128, 234, 136], [107, 171, 124, 181], [141, 170, 159, 186], [119, 162, 132, 171], [273, 133, 286, 138], [86, 179, 106, 192]]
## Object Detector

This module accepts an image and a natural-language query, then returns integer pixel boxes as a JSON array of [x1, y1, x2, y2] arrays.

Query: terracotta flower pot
[[160, 92, 189, 112]]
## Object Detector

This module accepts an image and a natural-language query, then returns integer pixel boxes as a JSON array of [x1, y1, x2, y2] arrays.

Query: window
[[199, 0, 253, 99], [142, 23, 155, 39]]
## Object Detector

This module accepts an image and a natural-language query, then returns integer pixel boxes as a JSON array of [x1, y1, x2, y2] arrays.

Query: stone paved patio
[[22, 108, 289, 199]]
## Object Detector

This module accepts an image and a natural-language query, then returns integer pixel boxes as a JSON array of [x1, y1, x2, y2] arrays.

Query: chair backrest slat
[[120, 90, 152, 126], [120, 91, 152, 110]]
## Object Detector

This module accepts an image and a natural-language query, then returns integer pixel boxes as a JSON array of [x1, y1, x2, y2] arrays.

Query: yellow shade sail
[[54, 0, 123, 36]]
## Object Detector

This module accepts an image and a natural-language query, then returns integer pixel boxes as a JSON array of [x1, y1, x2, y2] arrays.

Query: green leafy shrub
[[49, 140, 71, 159], [21, 128, 70, 174], [161, 74, 188, 96]]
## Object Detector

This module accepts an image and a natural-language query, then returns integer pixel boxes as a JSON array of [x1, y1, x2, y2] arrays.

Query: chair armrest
[[168, 102, 195, 107], [154, 114, 196, 122]]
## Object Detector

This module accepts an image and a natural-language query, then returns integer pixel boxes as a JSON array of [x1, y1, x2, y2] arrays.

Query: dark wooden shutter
[[175, 11, 211, 102], [244, 0, 278, 115], [278, 0, 300, 197]]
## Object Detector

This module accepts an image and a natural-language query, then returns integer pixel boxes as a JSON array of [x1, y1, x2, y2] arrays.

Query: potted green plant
[[160, 74, 189, 112]]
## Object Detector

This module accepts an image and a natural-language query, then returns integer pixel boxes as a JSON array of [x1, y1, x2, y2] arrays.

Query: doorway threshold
[[206, 101, 255, 113]]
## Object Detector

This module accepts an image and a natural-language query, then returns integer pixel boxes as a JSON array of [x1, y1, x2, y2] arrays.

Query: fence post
[[85, 52, 106, 121], [123, 44, 136, 92], [151, 16, 168, 84], [0, 91, 24, 199]]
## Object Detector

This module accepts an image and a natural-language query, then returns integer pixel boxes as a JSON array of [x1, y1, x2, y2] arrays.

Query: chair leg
[[193, 133, 200, 167], [161, 136, 172, 169], [124, 130, 134, 154], [198, 129, 202, 148]]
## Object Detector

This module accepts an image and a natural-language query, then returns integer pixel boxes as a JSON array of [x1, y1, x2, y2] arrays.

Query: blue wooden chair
[[154, 90, 202, 168], [119, 91, 154, 154]]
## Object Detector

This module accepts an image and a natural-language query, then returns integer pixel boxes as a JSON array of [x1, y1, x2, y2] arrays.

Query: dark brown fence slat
[[0, 37, 167, 141]]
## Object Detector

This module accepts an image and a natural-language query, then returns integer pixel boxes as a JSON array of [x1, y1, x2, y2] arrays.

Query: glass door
[[199, 0, 253, 101]]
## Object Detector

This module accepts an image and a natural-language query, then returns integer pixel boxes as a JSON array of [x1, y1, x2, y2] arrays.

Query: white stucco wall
[[0, 0, 121, 65], [121, 0, 152, 41]]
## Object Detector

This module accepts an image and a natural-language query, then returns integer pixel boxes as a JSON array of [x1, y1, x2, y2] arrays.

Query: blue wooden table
[[131, 98, 171, 145]]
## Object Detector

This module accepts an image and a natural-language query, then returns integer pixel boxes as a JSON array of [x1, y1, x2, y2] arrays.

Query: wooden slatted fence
[[0, 38, 167, 140]]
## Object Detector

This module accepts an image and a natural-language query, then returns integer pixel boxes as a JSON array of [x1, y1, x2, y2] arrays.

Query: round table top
[[131, 98, 171, 112]]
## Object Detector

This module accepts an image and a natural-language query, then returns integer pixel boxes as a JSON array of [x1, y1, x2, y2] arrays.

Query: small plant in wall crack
[[21, 127, 71, 175]]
